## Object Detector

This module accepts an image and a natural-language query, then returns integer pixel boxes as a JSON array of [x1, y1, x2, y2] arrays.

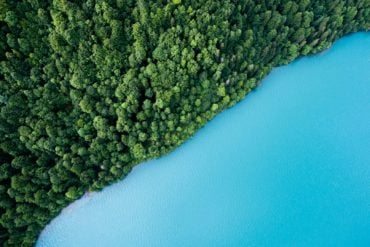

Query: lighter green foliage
[[0, 0, 367, 245]]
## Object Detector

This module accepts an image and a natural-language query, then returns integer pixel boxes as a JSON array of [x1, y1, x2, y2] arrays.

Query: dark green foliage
[[0, 0, 369, 245]]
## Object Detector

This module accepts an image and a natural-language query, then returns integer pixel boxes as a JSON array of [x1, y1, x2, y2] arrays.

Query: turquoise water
[[37, 33, 370, 247]]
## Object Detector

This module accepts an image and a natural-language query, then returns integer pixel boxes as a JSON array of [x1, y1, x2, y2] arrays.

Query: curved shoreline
[[37, 32, 370, 247]]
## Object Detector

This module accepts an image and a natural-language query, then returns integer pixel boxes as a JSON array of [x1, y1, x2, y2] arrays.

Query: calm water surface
[[37, 33, 370, 246]]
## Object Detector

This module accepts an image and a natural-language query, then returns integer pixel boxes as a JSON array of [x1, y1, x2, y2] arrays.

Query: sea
[[37, 32, 370, 247]]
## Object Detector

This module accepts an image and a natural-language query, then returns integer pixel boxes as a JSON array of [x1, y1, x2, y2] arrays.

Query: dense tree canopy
[[0, 0, 369, 245]]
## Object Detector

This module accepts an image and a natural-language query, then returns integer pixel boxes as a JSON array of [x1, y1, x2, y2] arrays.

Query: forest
[[0, 0, 369, 245]]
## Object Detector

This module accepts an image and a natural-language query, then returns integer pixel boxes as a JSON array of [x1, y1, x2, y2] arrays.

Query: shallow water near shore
[[37, 32, 370, 246]]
